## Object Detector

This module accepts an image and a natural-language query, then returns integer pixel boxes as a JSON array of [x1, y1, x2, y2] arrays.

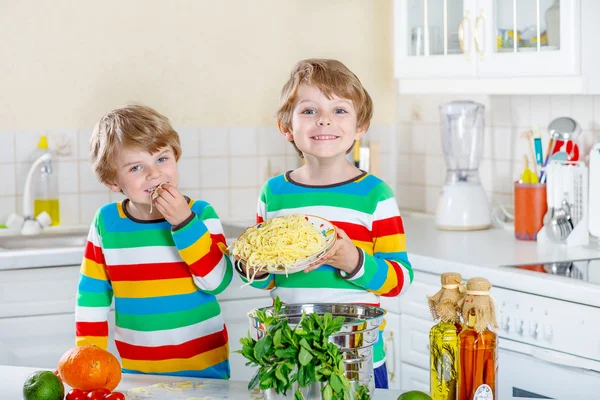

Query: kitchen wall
[[396, 95, 600, 214], [0, 0, 397, 226], [0, 125, 395, 226], [0, 1, 395, 128]]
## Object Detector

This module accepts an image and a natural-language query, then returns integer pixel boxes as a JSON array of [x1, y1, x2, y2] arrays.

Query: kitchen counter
[[403, 213, 600, 306], [2, 214, 600, 304], [0, 365, 558, 400], [404, 214, 600, 267], [0, 365, 405, 400]]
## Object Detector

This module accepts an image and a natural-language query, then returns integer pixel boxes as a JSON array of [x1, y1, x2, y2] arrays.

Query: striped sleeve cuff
[[171, 212, 195, 231], [337, 248, 365, 281], [234, 259, 270, 282]]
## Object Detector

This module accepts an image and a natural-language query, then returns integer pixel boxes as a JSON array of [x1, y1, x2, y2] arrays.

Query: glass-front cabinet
[[395, 0, 478, 78], [395, 0, 579, 80]]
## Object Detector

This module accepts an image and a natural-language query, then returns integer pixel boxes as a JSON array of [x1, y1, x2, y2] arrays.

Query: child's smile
[[311, 135, 340, 140]]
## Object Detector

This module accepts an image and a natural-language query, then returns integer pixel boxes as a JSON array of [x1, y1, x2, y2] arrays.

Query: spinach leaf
[[323, 384, 333, 400], [254, 335, 272, 361], [298, 347, 313, 366]]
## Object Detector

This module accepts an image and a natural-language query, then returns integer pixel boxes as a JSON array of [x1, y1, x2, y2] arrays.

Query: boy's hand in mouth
[[151, 183, 191, 226]]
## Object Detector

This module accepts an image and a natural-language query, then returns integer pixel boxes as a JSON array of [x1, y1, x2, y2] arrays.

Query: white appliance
[[590, 143, 600, 242], [436, 101, 491, 230], [493, 264, 600, 399]]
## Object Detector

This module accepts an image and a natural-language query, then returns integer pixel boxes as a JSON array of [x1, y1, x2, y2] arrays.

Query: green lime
[[397, 390, 433, 400], [23, 370, 65, 400]]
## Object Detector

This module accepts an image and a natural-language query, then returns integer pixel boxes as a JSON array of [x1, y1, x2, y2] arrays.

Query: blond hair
[[90, 104, 181, 184], [276, 59, 374, 157]]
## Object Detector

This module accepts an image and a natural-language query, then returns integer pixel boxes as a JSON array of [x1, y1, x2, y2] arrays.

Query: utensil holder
[[514, 182, 547, 241], [537, 161, 589, 246]]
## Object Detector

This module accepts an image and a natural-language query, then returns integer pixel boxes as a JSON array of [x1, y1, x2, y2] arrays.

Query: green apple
[[397, 390, 433, 400]]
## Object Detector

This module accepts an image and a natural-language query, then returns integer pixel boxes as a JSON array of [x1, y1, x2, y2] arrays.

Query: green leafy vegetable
[[237, 297, 370, 400]]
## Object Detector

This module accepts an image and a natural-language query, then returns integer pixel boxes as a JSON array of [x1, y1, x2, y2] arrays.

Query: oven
[[498, 339, 600, 398], [495, 259, 600, 398]]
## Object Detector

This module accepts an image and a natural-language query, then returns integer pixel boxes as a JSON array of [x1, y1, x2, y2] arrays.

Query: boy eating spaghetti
[[236, 59, 413, 388], [75, 104, 233, 378]]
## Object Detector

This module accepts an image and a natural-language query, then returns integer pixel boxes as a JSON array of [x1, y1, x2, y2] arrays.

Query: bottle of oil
[[428, 272, 464, 400], [458, 277, 498, 400], [33, 135, 60, 226]]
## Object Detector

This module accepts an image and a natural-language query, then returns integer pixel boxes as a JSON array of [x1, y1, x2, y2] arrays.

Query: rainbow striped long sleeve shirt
[[240, 171, 413, 367], [75, 199, 233, 379]]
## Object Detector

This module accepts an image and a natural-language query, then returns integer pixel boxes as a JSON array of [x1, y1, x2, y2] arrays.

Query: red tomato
[[87, 388, 111, 400], [66, 389, 88, 400], [105, 393, 126, 400]]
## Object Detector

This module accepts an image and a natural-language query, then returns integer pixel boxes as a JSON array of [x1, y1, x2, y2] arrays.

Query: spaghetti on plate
[[231, 214, 327, 280]]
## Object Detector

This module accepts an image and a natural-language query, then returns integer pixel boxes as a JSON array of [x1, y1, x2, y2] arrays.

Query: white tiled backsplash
[[2, 96, 599, 228], [0, 125, 396, 227], [396, 95, 600, 214]]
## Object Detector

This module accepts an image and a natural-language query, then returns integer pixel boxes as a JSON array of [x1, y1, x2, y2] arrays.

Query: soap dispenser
[[33, 135, 60, 226]]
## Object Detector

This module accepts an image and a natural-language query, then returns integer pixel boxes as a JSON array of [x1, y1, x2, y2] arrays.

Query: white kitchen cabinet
[[0, 264, 119, 368], [394, 0, 600, 93], [0, 311, 118, 368], [395, 0, 478, 79], [381, 310, 402, 390], [399, 313, 431, 371], [220, 296, 272, 382], [0, 265, 80, 318], [217, 272, 272, 381], [476, 0, 578, 78], [0, 261, 271, 377], [400, 363, 430, 393], [0, 313, 76, 368], [393, 271, 439, 392]]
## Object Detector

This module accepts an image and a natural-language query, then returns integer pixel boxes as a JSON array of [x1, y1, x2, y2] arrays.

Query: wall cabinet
[[394, 0, 600, 93]]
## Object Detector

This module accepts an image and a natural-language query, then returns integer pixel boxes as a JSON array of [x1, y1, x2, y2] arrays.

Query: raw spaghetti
[[232, 214, 327, 281]]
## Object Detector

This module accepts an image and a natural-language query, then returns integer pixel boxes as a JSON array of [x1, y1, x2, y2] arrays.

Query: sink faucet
[[6, 152, 53, 235]]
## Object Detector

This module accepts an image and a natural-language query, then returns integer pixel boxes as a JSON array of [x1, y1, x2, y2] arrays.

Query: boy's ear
[[355, 123, 368, 140], [105, 182, 122, 193], [277, 120, 294, 141]]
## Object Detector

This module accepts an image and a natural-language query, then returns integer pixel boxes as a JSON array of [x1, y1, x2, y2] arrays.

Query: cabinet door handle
[[458, 11, 471, 60], [474, 9, 486, 60], [384, 330, 395, 382]]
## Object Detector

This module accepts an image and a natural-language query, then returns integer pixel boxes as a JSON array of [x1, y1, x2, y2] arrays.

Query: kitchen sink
[[0, 232, 88, 250]]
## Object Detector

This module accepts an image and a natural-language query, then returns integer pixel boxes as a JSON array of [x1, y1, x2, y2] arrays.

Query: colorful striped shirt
[[239, 171, 413, 367], [75, 199, 233, 379]]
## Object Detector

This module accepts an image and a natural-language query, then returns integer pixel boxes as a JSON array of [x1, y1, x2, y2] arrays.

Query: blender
[[436, 101, 491, 230]]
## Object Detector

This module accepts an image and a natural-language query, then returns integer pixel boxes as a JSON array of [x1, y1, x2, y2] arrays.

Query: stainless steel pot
[[247, 303, 386, 399]]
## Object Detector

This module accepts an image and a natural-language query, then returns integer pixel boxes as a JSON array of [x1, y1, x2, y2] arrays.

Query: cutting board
[[125, 380, 262, 400]]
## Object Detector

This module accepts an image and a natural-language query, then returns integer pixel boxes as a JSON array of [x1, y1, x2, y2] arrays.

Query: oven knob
[[529, 321, 539, 339], [543, 324, 553, 341], [501, 315, 510, 332], [514, 318, 524, 336]]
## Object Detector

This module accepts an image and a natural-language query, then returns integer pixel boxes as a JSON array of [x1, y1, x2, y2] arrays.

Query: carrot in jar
[[458, 333, 475, 400], [472, 342, 485, 392], [483, 357, 496, 393]]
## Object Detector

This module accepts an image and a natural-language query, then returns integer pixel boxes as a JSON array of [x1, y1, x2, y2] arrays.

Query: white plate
[[233, 214, 337, 275]]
